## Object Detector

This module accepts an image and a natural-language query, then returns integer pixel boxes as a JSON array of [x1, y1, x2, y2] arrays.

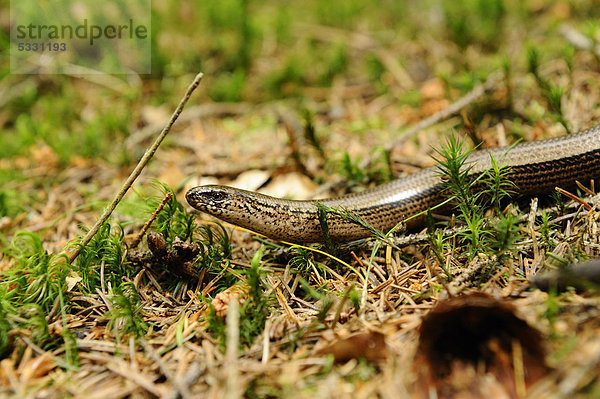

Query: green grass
[[2, 232, 69, 313], [0, 183, 240, 358], [0, 187, 25, 218], [147, 185, 197, 243], [527, 44, 572, 133], [206, 247, 273, 350], [442, 0, 506, 51], [1, 0, 596, 168], [328, 148, 393, 188], [105, 282, 149, 342], [0, 232, 71, 356], [74, 222, 129, 292], [434, 135, 520, 261]]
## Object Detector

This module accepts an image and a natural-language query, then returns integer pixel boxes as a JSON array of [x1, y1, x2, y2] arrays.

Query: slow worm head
[[186, 185, 335, 242]]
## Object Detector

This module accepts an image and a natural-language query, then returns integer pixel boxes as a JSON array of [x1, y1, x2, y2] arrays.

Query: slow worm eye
[[209, 191, 227, 202]]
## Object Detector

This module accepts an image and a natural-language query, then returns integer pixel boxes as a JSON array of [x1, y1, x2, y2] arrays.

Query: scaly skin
[[186, 125, 600, 243]]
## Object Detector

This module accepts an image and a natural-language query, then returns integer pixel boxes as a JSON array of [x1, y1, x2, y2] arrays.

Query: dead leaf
[[317, 331, 387, 363], [157, 161, 185, 190], [19, 353, 56, 383], [260, 173, 319, 199], [31, 144, 59, 171], [66, 271, 82, 291], [141, 104, 170, 125], [420, 78, 445, 99], [230, 169, 271, 191]]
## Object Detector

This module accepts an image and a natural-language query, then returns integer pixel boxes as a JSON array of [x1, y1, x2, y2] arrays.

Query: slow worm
[[186, 125, 600, 243]]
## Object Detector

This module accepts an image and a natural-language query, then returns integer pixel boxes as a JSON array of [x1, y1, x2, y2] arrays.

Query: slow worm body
[[187, 125, 600, 243]]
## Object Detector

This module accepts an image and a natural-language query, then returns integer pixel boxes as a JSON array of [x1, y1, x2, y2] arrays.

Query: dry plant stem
[[380, 70, 503, 155], [528, 198, 540, 261], [225, 298, 241, 399], [262, 317, 271, 364], [126, 102, 250, 149], [105, 359, 164, 397], [556, 187, 593, 211], [311, 71, 503, 197], [448, 255, 498, 293], [141, 340, 191, 399], [67, 72, 204, 264], [130, 191, 173, 248], [576, 180, 595, 197], [164, 363, 205, 399], [19, 336, 69, 370], [560, 24, 600, 55], [512, 339, 527, 398], [100, 260, 106, 295]]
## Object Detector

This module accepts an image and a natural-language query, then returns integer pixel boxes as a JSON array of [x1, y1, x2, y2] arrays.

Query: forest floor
[[1, 1, 600, 398]]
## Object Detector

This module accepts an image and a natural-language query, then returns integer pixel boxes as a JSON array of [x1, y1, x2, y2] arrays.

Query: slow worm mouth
[[185, 187, 208, 209], [185, 188, 197, 205], [186, 185, 229, 206]]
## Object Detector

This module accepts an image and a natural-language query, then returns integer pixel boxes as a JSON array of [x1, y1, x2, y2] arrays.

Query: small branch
[[528, 198, 540, 261], [129, 191, 173, 249], [67, 72, 204, 264], [225, 298, 241, 399], [381, 71, 503, 155], [560, 24, 600, 56], [126, 102, 249, 150], [311, 71, 503, 197]]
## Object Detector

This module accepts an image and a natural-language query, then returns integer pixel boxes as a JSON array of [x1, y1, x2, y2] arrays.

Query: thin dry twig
[[311, 71, 503, 197], [225, 298, 242, 399], [126, 102, 250, 150], [130, 191, 173, 248], [556, 187, 593, 211], [141, 340, 192, 399], [381, 71, 504, 154], [66, 72, 204, 264], [560, 24, 600, 56], [447, 255, 498, 293], [528, 198, 540, 261]]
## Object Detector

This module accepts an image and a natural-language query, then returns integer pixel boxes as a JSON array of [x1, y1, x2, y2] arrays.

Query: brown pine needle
[[555, 186, 593, 211]]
